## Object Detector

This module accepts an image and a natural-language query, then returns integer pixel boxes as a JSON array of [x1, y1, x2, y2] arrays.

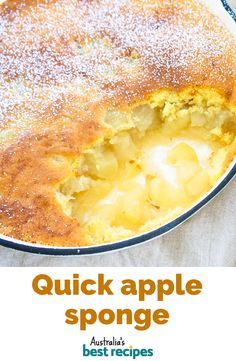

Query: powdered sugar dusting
[[0, 0, 235, 140]]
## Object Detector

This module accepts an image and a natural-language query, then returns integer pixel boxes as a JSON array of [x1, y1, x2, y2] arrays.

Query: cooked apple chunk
[[56, 89, 236, 244]]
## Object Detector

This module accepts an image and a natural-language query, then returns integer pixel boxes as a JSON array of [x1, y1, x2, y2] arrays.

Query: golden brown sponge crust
[[0, 0, 235, 246]]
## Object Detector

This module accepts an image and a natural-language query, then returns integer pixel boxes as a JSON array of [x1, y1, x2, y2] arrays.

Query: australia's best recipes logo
[[82, 336, 154, 359]]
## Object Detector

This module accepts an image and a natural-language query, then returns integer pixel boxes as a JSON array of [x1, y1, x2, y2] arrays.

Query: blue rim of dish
[[0, 0, 235, 256], [221, 0, 236, 21]]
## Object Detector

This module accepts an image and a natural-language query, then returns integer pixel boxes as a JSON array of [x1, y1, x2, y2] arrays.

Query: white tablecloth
[[0, 0, 235, 267]]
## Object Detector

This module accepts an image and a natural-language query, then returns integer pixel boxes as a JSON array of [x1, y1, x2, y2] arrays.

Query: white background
[[0, 268, 235, 361]]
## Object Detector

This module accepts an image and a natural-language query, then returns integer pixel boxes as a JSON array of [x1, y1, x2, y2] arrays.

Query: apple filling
[[56, 90, 236, 244]]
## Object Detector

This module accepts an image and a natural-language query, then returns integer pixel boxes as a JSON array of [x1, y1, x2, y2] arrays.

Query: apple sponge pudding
[[0, 0, 235, 246], [56, 89, 236, 243]]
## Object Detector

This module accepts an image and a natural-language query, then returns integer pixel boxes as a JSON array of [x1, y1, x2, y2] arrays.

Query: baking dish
[[0, 0, 235, 255]]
